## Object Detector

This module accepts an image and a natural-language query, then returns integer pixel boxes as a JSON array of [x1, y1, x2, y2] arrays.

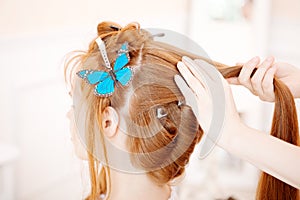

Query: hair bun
[[97, 21, 122, 37]]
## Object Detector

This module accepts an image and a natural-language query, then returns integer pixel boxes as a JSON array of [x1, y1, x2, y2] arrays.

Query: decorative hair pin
[[156, 100, 185, 119], [177, 100, 184, 107], [77, 37, 133, 97], [151, 33, 165, 38], [156, 107, 168, 119], [110, 25, 121, 31]]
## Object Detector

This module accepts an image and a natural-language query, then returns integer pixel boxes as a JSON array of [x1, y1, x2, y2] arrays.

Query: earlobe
[[101, 106, 119, 138]]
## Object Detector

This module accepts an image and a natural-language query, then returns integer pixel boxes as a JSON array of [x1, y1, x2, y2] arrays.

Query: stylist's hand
[[227, 56, 300, 101], [175, 56, 244, 150]]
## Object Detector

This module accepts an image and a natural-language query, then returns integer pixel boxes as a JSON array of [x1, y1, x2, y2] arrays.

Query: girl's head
[[66, 21, 299, 200], [66, 22, 203, 198]]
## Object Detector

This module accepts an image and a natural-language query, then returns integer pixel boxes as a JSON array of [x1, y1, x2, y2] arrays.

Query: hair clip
[[177, 100, 184, 107], [76, 37, 133, 97], [110, 25, 121, 31], [151, 33, 165, 38], [156, 107, 168, 119]]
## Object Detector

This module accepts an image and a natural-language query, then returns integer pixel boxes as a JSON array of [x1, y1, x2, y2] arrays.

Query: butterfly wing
[[77, 70, 89, 79], [115, 67, 132, 86], [114, 53, 129, 71], [114, 43, 129, 71], [77, 70, 114, 96], [95, 76, 115, 96], [77, 70, 109, 84], [77, 42, 131, 96], [113, 42, 132, 86]]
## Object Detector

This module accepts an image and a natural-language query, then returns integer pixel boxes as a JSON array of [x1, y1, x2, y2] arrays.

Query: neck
[[106, 168, 171, 200]]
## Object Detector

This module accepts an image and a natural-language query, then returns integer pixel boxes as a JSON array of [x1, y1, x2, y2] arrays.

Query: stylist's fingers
[[251, 56, 274, 97], [226, 63, 243, 84], [237, 56, 260, 91], [181, 56, 209, 86], [176, 61, 206, 98], [260, 66, 277, 101], [174, 75, 201, 118], [226, 77, 240, 85], [175, 61, 212, 130]]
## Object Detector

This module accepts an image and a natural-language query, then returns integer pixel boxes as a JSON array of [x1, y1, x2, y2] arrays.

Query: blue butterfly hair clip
[[76, 37, 133, 97]]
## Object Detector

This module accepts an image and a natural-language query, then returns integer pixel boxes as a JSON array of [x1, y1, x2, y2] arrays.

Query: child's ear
[[101, 106, 119, 138]]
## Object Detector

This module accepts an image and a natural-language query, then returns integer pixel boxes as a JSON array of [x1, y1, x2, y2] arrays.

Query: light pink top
[[99, 186, 178, 200]]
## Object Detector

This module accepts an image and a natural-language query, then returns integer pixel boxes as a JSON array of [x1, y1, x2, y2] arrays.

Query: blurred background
[[0, 0, 300, 199]]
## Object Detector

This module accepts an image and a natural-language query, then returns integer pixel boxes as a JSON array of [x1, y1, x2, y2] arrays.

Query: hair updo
[[66, 21, 203, 199]]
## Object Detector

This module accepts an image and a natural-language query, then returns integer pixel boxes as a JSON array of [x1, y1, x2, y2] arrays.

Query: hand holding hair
[[175, 56, 300, 192], [227, 56, 300, 101], [175, 56, 242, 158]]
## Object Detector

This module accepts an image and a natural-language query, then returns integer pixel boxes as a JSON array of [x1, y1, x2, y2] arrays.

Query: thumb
[[226, 77, 240, 85]]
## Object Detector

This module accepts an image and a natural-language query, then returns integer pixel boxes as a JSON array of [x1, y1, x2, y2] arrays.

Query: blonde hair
[[65, 21, 299, 200]]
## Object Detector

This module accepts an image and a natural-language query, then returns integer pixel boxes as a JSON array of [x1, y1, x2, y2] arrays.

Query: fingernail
[[182, 56, 193, 64], [269, 66, 276, 73], [177, 61, 184, 69], [266, 56, 274, 62], [248, 57, 259, 67], [226, 78, 232, 83], [251, 56, 259, 63]]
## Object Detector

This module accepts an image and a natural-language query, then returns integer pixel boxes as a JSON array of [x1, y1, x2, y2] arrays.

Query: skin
[[67, 105, 172, 200], [176, 56, 300, 189], [227, 57, 300, 101], [66, 107, 88, 160]]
